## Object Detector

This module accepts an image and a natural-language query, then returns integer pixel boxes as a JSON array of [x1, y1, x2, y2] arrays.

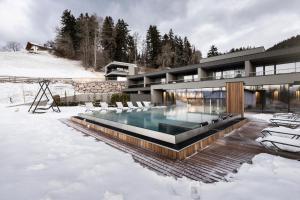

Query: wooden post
[[226, 82, 244, 117]]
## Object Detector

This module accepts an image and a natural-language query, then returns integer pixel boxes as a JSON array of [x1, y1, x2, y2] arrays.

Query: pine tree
[[207, 45, 219, 57], [101, 16, 116, 64], [114, 19, 130, 62], [127, 35, 136, 63], [55, 10, 77, 58], [183, 37, 192, 65], [174, 36, 184, 67], [146, 25, 161, 68]]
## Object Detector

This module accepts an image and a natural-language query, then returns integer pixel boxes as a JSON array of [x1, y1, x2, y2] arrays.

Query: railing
[[249, 67, 300, 77], [167, 77, 196, 84]]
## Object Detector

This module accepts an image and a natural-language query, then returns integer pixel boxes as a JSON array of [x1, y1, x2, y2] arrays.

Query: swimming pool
[[77, 106, 237, 144]]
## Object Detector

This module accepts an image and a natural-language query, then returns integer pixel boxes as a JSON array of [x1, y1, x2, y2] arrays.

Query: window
[[265, 65, 274, 75], [276, 63, 296, 74]]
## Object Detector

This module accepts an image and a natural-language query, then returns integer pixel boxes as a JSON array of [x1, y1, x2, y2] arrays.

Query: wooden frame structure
[[28, 80, 60, 114]]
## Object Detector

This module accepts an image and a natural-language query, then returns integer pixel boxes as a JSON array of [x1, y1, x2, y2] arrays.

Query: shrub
[[110, 93, 130, 106]]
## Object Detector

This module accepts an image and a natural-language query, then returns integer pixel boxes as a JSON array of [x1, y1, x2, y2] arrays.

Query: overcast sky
[[1, 0, 300, 55]]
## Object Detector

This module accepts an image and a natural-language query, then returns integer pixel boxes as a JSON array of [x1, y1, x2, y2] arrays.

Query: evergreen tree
[[114, 19, 130, 62], [207, 45, 219, 57], [55, 9, 77, 58], [183, 37, 192, 65], [127, 35, 136, 63], [146, 25, 161, 68], [174, 36, 184, 67], [101, 16, 116, 64]]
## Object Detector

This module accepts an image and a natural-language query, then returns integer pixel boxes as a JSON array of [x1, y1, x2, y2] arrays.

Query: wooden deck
[[61, 119, 300, 183]]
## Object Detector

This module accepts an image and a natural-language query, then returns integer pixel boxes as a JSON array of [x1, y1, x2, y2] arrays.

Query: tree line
[[207, 45, 256, 57], [54, 10, 201, 70]]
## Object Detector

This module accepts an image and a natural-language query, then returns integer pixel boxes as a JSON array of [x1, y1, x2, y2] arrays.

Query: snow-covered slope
[[0, 51, 104, 78]]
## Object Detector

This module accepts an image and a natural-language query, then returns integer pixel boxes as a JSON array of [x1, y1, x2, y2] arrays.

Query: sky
[[1, 0, 300, 55]]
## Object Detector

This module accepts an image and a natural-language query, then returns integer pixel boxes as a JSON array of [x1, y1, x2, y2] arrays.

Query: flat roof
[[128, 46, 300, 79]]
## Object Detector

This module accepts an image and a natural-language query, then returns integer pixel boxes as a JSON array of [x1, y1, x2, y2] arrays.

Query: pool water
[[88, 106, 220, 135]]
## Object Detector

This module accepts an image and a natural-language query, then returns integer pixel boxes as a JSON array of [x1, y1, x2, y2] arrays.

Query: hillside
[[0, 51, 104, 79], [268, 35, 300, 51]]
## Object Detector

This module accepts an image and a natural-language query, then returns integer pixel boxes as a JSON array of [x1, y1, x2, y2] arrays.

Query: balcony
[[128, 83, 145, 88]]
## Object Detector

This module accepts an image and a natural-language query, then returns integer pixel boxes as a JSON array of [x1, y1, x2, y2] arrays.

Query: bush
[[110, 93, 130, 106]]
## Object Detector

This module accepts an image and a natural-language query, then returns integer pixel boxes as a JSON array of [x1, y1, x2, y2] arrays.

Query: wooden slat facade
[[226, 82, 245, 116]]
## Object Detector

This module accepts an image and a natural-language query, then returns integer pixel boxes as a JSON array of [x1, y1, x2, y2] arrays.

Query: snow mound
[[0, 51, 104, 78]]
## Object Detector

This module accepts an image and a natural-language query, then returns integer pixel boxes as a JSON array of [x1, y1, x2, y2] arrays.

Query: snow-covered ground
[[0, 82, 76, 104], [0, 106, 300, 200], [0, 51, 104, 78]]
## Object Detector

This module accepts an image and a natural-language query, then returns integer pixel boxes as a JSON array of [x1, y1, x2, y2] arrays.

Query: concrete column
[[151, 89, 164, 105], [166, 73, 176, 83], [198, 68, 207, 81], [245, 60, 255, 77], [144, 77, 150, 87]]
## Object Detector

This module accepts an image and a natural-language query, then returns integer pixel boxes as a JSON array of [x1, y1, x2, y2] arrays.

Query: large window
[[245, 84, 293, 113], [165, 87, 226, 114]]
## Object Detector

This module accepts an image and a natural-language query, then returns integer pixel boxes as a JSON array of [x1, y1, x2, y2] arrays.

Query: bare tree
[[5, 41, 21, 51], [132, 32, 141, 64]]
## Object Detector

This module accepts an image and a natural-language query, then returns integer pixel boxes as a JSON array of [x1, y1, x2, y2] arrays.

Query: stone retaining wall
[[73, 81, 127, 94]]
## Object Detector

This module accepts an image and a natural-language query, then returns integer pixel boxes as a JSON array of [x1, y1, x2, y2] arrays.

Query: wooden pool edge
[[70, 116, 249, 160]]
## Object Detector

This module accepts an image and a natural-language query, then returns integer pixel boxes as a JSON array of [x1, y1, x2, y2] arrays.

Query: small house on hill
[[25, 42, 52, 53]]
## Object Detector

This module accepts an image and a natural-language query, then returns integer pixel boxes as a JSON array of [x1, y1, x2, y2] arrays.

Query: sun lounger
[[261, 126, 300, 139], [137, 101, 149, 111], [257, 135, 300, 152], [273, 113, 298, 119], [100, 102, 116, 111], [270, 118, 300, 128], [116, 102, 128, 110], [85, 102, 101, 112], [127, 102, 138, 109], [143, 101, 152, 108], [136, 101, 144, 108]]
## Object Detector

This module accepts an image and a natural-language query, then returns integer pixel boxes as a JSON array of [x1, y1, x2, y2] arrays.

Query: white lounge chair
[[273, 113, 297, 119], [142, 101, 152, 108], [257, 135, 300, 152], [100, 102, 116, 111], [261, 126, 300, 139], [127, 102, 138, 109], [136, 101, 144, 108], [85, 102, 100, 112], [116, 102, 128, 110], [270, 117, 300, 128]]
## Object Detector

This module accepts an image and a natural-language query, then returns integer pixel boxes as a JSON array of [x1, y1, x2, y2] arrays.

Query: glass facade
[[244, 84, 300, 113], [165, 87, 226, 114], [207, 67, 245, 80]]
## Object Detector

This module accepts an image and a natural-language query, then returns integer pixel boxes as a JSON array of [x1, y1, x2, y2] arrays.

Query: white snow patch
[[0, 51, 104, 78]]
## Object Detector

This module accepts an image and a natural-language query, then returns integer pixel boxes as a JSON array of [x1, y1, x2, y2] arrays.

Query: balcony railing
[[126, 67, 300, 89], [249, 67, 300, 77]]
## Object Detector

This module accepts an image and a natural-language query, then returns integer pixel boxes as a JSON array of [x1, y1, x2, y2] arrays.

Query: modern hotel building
[[123, 46, 300, 115]]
